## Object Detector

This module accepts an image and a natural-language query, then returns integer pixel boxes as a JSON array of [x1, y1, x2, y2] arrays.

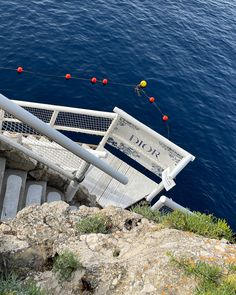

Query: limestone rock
[[0, 141, 37, 171], [0, 235, 47, 276], [0, 202, 235, 294], [29, 167, 69, 192]]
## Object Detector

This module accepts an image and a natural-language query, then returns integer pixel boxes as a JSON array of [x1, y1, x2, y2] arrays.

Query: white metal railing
[[152, 195, 193, 214], [0, 99, 117, 174], [97, 106, 195, 202], [12, 100, 116, 136], [0, 93, 128, 185]]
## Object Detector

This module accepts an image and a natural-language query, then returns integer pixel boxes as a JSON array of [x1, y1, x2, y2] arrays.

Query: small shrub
[[53, 250, 81, 281], [0, 273, 46, 295], [0, 273, 20, 294], [169, 254, 236, 295], [131, 204, 163, 223], [24, 280, 47, 295], [162, 211, 234, 242], [77, 214, 110, 234], [131, 204, 234, 242]]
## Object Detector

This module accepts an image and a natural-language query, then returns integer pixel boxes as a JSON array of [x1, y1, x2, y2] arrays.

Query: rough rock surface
[[0, 140, 37, 171], [0, 201, 235, 294]]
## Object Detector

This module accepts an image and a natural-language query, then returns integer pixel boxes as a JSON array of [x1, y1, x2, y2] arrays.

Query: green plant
[[169, 254, 236, 295], [24, 280, 47, 295], [162, 211, 234, 242], [0, 273, 20, 295], [77, 214, 111, 234], [131, 204, 234, 242], [53, 250, 81, 281], [0, 273, 46, 295], [131, 204, 163, 223]]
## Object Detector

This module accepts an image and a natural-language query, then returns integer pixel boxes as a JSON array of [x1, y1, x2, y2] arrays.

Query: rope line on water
[[0, 66, 170, 138]]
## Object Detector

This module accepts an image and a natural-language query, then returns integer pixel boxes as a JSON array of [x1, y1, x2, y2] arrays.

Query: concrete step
[[0, 169, 27, 220], [25, 181, 47, 207], [0, 153, 66, 220], [46, 187, 64, 202]]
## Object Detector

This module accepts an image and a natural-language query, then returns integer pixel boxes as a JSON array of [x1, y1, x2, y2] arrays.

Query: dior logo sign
[[129, 135, 160, 158]]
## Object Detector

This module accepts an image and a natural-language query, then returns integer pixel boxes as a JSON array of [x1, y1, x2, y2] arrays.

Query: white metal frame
[[0, 132, 74, 180], [146, 155, 193, 202], [12, 100, 116, 136], [0, 93, 128, 185], [100, 107, 195, 202], [152, 195, 192, 214]]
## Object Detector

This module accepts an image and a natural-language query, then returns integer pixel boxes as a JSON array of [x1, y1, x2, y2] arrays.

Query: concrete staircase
[[0, 157, 65, 221]]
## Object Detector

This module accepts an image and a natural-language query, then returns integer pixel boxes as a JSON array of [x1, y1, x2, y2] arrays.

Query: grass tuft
[[162, 211, 234, 242], [53, 250, 82, 281], [169, 254, 236, 295], [131, 204, 234, 242], [131, 203, 163, 223], [76, 214, 111, 234], [0, 273, 46, 295]]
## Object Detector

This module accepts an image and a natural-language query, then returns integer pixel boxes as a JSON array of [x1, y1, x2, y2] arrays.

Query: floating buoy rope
[[0, 66, 170, 138]]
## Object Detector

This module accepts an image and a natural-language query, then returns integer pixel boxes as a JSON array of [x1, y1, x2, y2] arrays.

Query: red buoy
[[91, 77, 97, 84], [162, 115, 169, 121], [102, 78, 108, 85], [17, 67, 23, 73], [65, 73, 71, 80], [149, 97, 155, 103]]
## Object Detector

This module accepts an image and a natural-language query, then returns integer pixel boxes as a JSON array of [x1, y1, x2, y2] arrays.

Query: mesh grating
[[23, 107, 53, 123], [0, 110, 86, 172], [55, 112, 112, 131]]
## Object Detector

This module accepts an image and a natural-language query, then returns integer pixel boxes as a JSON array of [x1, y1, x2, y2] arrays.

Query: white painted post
[[0, 93, 128, 185], [0, 109, 5, 131], [98, 114, 119, 149], [146, 155, 193, 202], [49, 110, 59, 127], [151, 195, 193, 214], [65, 161, 91, 202]]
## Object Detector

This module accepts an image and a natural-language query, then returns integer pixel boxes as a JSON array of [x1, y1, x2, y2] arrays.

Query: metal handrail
[[0, 93, 128, 185]]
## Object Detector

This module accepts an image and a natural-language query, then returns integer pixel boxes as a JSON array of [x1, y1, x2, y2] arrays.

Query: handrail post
[[49, 110, 59, 127], [65, 161, 90, 202], [146, 155, 193, 202], [0, 110, 5, 131], [151, 195, 193, 214]]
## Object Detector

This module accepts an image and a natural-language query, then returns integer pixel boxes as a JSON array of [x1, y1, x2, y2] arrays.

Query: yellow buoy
[[139, 80, 147, 88]]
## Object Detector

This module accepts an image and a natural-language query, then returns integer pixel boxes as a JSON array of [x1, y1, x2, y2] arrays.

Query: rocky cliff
[[0, 201, 235, 294]]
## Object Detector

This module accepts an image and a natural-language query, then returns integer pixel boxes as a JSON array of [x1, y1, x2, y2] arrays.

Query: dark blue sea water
[[0, 1, 235, 228]]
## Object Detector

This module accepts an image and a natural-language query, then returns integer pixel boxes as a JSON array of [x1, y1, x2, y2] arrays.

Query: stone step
[[25, 181, 47, 207], [46, 187, 64, 202], [0, 169, 27, 220]]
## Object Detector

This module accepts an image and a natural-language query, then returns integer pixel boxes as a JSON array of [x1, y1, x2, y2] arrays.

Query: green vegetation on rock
[[131, 203, 163, 223], [76, 214, 111, 234], [53, 250, 81, 281], [131, 204, 234, 242], [169, 254, 236, 295], [0, 273, 46, 295]]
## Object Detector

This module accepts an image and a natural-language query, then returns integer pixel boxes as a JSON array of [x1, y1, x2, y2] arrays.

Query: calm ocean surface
[[0, 1, 235, 228]]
